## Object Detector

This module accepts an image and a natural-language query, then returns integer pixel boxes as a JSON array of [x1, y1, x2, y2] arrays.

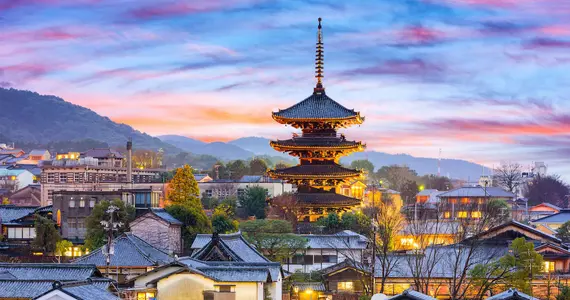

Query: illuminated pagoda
[[268, 18, 365, 222]]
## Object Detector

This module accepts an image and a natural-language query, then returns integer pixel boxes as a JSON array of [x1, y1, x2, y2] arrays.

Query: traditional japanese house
[[268, 18, 365, 222]]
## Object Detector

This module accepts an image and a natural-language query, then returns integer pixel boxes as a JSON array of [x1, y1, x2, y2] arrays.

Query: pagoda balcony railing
[[292, 132, 346, 139]]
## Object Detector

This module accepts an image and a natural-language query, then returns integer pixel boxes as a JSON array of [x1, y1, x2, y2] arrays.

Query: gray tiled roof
[[292, 282, 326, 292], [532, 209, 570, 224], [204, 261, 281, 282], [389, 289, 437, 300], [81, 148, 124, 159], [239, 175, 263, 183], [74, 233, 173, 267], [200, 267, 271, 282], [191, 232, 270, 263], [438, 186, 515, 198], [150, 208, 182, 225], [36, 281, 118, 300], [0, 264, 99, 281], [273, 92, 359, 120], [301, 230, 368, 249], [0, 280, 65, 298], [0, 205, 39, 224], [486, 288, 539, 300]]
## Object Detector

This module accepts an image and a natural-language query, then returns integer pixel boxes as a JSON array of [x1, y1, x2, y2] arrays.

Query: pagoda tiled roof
[[269, 164, 362, 178], [293, 192, 361, 207], [273, 92, 361, 121], [271, 138, 362, 149]]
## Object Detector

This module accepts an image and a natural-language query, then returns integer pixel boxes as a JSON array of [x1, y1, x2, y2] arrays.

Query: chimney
[[126, 139, 132, 184]]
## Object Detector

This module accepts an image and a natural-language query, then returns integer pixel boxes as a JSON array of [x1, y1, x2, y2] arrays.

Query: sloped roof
[[273, 92, 359, 120], [531, 202, 561, 211], [533, 209, 570, 224], [240, 175, 263, 183], [0, 264, 100, 281], [73, 233, 173, 267], [486, 288, 539, 300], [0, 169, 30, 176], [270, 164, 361, 178], [28, 150, 49, 156], [148, 208, 182, 225], [291, 282, 326, 292], [0, 205, 39, 224], [468, 221, 561, 244], [294, 192, 362, 207], [191, 232, 270, 263], [389, 289, 437, 300], [438, 186, 515, 198], [33, 280, 117, 300], [81, 148, 123, 159], [301, 230, 368, 249]]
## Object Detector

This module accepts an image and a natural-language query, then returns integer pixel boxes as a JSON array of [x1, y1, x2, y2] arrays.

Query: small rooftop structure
[[191, 232, 270, 263], [81, 148, 123, 159], [33, 280, 118, 300], [532, 209, 570, 226], [0, 205, 39, 224], [486, 288, 539, 300], [0, 263, 102, 281], [438, 185, 516, 198], [389, 289, 437, 300], [300, 230, 368, 249]]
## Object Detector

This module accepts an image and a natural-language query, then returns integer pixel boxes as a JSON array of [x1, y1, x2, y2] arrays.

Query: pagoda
[[268, 18, 366, 222]]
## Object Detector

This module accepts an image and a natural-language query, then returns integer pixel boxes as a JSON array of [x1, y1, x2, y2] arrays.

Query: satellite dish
[[372, 294, 388, 300]]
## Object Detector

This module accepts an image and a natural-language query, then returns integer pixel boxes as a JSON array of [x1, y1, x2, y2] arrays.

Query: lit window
[[89, 199, 96, 208], [338, 282, 354, 291], [69, 200, 75, 208], [457, 211, 468, 218], [461, 198, 470, 204], [544, 261, 555, 272], [137, 292, 156, 300], [79, 200, 85, 207], [471, 211, 482, 218], [401, 238, 414, 246], [444, 211, 451, 218], [214, 285, 235, 293]]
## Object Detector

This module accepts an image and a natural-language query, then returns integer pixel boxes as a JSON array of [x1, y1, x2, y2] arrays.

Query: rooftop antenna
[[314, 17, 325, 94]]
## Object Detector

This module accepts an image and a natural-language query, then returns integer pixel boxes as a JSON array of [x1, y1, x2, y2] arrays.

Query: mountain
[[0, 88, 180, 153], [157, 135, 254, 160], [228, 137, 272, 155], [158, 135, 206, 149]]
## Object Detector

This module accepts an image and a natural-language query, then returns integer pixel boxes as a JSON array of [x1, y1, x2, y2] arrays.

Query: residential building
[[55, 152, 80, 160], [73, 232, 174, 284], [8, 184, 41, 206], [52, 188, 162, 242], [395, 221, 458, 251], [320, 260, 369, 296], [337, 180, 367, 200], [0, 263, 115, 299], [18, 150, 51, 164], [0, 148, 25, 158], [415, 189, 441, 204], [282, 230, 367, 273], [130, 208, 183, 255], [364, 187, 403, 209], [40, 161, 163, 205], [290, 282, 327, 300], [195, 174, 213, 182], [487, 289, 538, 300], [0, 205, 52, 256], [529, 202, 561, 221], [81, 148, 124, 168], [389, 290, 437, 300], [0, 169, 34, 191], [531, 209, 570, 233], [129, 232, 284, 300], [33, 280, 118, 300], [437, 185, 515, 220], [198, 175, 293, 200]]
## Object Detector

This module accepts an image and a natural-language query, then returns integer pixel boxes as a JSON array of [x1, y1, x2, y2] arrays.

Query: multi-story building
[[0, 168, 35, 191], [438, 185, 516, 220], [198, 175, 293, 200], [80, 148, 124, 168], [40, 161, 163, 205], [53, 187, 163, 242]]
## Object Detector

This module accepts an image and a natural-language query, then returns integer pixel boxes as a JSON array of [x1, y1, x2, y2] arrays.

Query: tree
[[493, 162, 523, 193], [167, 165, 200, 205], [131, 149, 163, 169], [374, 197, 404, 293], [212, 209, 239, 234], [239, 186, 268, 219], [350, 160, 375, 176], [558, 221, 570, 243], [526, 175, 569, 207], [400, 180, 419, 204], [32, 215, 61, 253], [54, 240, 73, 263], [499, 237, 544, 294], [240, 219, 308, 264], [249, 158, 269, 175], [376, 165, 418, 192], [84, 199, 135, 250], [419, 174, 452, 191], [227, 160, 249, 180], [268, 193, 300, 227], [165, 202, 211, 250]]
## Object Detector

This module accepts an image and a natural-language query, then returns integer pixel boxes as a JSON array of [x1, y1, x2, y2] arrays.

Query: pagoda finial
[[314, 17, 325, 94]]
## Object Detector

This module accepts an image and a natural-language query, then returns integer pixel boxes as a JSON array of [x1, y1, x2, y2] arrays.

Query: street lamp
[[100, 205, 123, 278]]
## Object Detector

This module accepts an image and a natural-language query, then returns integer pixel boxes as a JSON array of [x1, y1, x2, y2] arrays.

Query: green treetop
[[32, 215, 61, 253], [84, 199, 135, 250]]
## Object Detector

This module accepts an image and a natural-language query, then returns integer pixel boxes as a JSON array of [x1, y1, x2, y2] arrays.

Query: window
[[444, 211, 451, 218], [291, 254, 304, 264], [77, 218, 85, 229], [79, 199, 85, 207], [89, 198, 96, 208], [457, 211, 468, 218], [338, 282, 354, 292], [68, 218, 76, 229], [137, 292, 156, 300], [544, 261, 555, 272], [22, 228, 30, 239], [214, 285, 235, 293], [314, 255, 323, 263], [322, 255, 338, 263], [471, 211, 482, 218], [69, 200, 75, 208], [206, 190, 213, 197], [460, 197, 470, 204], [382, 283, 411, 295], [303, 255, 313, 265]]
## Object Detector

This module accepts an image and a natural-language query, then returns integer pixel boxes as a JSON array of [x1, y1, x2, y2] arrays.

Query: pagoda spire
[[314, 17, 324, 93]]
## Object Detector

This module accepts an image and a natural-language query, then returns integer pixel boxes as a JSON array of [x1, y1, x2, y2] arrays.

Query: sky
[[2, 0, 570, 176]]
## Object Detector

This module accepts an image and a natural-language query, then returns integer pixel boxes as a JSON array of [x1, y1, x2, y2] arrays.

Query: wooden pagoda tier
[[268, 18, 365, 222]]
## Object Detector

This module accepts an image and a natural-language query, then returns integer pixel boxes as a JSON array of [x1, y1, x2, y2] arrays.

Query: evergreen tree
[[558, 221, 570, 243], [168, 165, 200, 205], [227, 160, 249, 180], [84, 199, 135, 250], [32, 215, 61, 253], [165, 202, 211, 250], [249, 158, 269, 175], [239, 186, 268, 219]]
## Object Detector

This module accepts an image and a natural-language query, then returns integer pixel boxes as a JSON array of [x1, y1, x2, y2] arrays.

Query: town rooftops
[[81, 148, 124, 159], [300, 230, 368, 249], [0, 279, 114, 300], [437, 186, 515, 198], [532, 209, 570, 224], [0, 205, 40, 224], [33, 280, 118, 300], [389, 289, 437, 300], [531, 202, 561, 211], [0, 263, 102, 281], [191, 232, 270, 263], [486, 288, 539, 300], [73, 233, 173, 267], [468, 220, 561, 244]]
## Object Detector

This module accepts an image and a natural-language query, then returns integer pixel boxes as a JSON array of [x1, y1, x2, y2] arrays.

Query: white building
[[283, 230, 368, 273], [198, 175, 293, 199], [0, 169, 34, 191]]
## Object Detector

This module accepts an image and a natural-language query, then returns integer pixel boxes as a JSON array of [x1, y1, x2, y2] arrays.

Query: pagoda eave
[[267, 172, 363, 180], [269, 141, 365, 152], [271, 114, 363, 128]]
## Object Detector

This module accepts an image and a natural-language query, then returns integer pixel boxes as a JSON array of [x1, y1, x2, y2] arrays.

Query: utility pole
[[100, 205, 123, 278], [370, 180, 378, 295]]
